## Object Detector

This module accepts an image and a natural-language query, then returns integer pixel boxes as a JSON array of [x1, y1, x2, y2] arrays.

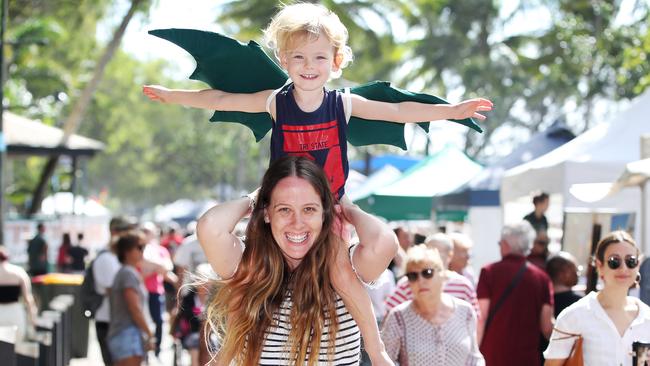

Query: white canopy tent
[[570, 158, 650, 253], [501, 91, 650, 251]]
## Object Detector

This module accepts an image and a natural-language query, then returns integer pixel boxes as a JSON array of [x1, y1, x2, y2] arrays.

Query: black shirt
[[68, 246, 89, 271], [553, 290, 582, 317], [524, 212, 548, 233]]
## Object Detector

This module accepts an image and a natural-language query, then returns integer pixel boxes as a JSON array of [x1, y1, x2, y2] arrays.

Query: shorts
[[182, 332, 200, 350], [108, 325, 145, 361]]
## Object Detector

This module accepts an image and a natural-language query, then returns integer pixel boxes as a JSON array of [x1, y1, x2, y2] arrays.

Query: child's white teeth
[[287, 233, 308, 243]]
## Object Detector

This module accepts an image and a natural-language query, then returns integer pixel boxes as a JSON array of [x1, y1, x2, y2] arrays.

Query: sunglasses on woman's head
[[405, 268, 435, 282], [606, 255, 639, 270]]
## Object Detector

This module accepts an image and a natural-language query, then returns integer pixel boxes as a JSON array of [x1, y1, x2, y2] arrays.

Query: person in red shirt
[[160, 226, 183, 256], [56, 233, 73, 273], [477, 222, 554, 366]]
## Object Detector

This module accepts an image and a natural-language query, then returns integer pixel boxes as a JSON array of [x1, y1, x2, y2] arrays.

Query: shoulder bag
[[551, 328, 583, 366], [483, 261, 528, 334], [394, 311, 409, 366]]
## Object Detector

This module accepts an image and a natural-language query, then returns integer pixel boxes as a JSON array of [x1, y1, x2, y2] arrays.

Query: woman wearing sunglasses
[[544, 230, 650, 365], [381, 244, 484, 365]]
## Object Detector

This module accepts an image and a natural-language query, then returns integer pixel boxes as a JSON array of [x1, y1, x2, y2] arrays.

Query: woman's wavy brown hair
[[206, 156, 341, 365]]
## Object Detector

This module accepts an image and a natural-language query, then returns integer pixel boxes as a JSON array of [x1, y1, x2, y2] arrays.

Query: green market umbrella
[[149, 28, 483, 150]]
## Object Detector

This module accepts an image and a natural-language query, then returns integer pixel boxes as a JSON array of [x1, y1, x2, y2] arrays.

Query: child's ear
[[279, 52, 289, 69], [332, 52, 343, 72]]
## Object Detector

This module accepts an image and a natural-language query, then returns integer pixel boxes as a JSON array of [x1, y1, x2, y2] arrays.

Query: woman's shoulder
[[0, 263, 25, 282], [388, 300, 412, 316], [633, 297, 650, 321], [115, 265, 139, 280], [449, 294, 473, 308]]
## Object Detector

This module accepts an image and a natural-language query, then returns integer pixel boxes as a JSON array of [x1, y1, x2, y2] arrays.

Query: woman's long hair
[[206, 156, 341, 365]]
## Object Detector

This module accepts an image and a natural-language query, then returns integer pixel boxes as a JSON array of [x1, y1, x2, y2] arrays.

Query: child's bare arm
[[143, 85, 274, 114], [349, 93, 493, 123], [342, 202, 398, 282], [331, 240, 393, 365]]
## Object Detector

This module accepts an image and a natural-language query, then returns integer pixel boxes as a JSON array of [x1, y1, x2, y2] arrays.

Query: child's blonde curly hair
[[263, 3, 353, 79]]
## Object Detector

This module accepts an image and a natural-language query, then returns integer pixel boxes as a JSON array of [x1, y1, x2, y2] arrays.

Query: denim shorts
[[108, 325, 145, 361]]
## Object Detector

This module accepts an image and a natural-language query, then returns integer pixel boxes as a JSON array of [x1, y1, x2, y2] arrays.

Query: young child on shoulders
[[144, 3, 492, 365], [143, 3, 492, 200]]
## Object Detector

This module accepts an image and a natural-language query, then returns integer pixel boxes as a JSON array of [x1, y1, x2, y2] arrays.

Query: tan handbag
[[552, 328, 583, 366]]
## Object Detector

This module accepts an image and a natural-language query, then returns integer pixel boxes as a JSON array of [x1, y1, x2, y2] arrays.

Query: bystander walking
[[381, 245, 484, 365], [0, 246, 38, 343], [68, 233, 89, 273], [27, 223, 49, 276], [477, 222, 554, 366]]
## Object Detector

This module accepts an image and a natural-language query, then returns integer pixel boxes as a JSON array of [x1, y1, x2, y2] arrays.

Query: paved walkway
[[70, 319, 188, 366]]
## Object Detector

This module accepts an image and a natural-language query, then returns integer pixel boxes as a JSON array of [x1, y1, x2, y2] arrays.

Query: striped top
[[259, 292, 361, 365], [384, 271, 480, 318]]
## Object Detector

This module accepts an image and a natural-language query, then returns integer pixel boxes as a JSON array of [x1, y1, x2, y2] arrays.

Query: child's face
[[280, 34, 339, 91]]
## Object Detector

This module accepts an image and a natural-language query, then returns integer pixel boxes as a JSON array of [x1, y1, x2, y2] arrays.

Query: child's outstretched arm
[[143, 85, 274, 114], [350, 94, 493, 123]]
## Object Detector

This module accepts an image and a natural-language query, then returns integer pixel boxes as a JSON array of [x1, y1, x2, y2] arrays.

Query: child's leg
[[331, 239, 393, 366]]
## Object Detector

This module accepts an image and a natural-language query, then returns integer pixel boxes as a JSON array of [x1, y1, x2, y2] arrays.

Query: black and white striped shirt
[[259, 293, 361, 365]]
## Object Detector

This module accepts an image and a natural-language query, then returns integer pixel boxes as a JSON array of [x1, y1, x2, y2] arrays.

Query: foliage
[[6, 0, 113, 122], [80, 53, 264, 211], [215, 0, 649, 160], [6, 0, 264, 213], [5, 0, 649, 214]]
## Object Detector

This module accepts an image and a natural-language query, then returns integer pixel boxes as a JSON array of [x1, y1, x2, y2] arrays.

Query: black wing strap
[[484, 261, 528, 335]]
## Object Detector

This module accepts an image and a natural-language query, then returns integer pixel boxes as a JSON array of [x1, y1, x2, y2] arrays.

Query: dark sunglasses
[[405, 268, 435, 282], [607, 255, 639, 270]]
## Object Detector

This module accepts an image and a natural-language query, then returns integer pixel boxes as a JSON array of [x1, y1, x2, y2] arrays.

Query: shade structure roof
[[434, 121, 575, 208], [349, 154, 423, 173], [4, 112, 104, 157], [501, 90, 650, 206]]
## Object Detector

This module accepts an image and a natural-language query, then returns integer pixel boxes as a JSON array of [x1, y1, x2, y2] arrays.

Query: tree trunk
[[27, 0, 144, 217]]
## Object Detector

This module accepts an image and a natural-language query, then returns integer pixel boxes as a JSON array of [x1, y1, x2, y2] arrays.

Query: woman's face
[[406, 261, 444, 300], [126, 242, 145, 263], [596, 241, 640, 289], [265, 176, 324, 269]]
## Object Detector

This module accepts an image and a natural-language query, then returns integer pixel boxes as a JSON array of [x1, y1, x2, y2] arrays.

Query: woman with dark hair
[[57, 233, 73, 272], [107, 233, 154, 366], [197, 156, 398, 365], [545, 230, 650, 365], [0, 246, 37, 343]]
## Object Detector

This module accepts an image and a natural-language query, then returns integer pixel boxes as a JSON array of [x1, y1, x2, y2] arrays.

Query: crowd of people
[[0, 215, 211, 366], [3, 186, 649, 365], [90, 217, 211, 366]]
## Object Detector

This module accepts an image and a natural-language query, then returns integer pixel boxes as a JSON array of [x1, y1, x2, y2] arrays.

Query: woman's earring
[[264, 216, 270, 223], [636, 272, 642, 286]]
